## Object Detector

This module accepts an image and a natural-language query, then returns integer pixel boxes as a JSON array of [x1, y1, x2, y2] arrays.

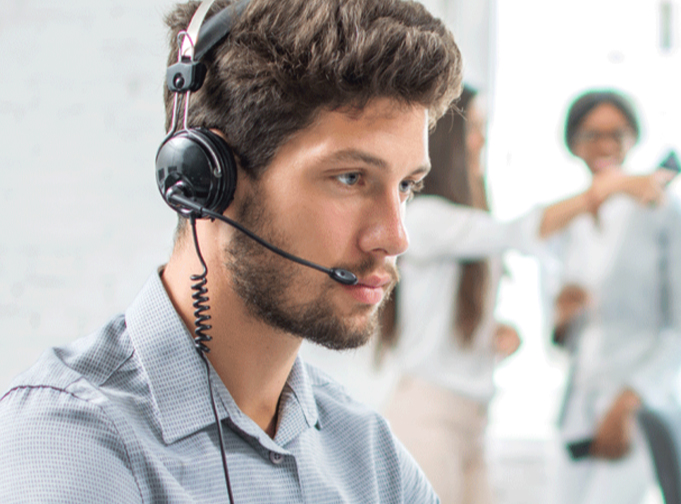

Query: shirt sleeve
[[627, 198, 681, 406], [405, 196, 545, 261], [0, 385, 143, 504]]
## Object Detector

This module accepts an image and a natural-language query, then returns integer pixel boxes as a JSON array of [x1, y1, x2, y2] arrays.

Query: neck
[[162, 224, 302, 438]]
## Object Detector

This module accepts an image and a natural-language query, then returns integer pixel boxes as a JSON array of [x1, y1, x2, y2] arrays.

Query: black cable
[[189, 215, 235, 504]]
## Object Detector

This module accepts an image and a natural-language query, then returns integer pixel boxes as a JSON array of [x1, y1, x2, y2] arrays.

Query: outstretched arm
[[405, 170, 673, 262], [539, 169, 673, 238]]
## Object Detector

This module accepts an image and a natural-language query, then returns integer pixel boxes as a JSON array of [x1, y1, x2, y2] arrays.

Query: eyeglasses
[[573, 129, 634, 146]]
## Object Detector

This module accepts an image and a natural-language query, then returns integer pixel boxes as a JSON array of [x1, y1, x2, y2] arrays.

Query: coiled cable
[[190, 215, 235, 503]]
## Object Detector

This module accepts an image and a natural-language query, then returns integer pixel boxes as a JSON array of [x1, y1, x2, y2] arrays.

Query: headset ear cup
[[156, 127, 237, 215], [199, 129, 237, 213]]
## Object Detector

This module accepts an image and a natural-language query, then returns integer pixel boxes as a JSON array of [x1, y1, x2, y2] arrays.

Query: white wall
[[419, 0, 496, 91], [0, 0, 176, 390]]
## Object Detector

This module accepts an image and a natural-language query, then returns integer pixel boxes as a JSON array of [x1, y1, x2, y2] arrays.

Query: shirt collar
[[125, 270, 224, 444], [277, 356, 320, 442], [125, 270, 320, 446]]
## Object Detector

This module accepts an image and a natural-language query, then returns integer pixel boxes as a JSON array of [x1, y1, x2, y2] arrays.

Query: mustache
[[334, 257, 400, 285]]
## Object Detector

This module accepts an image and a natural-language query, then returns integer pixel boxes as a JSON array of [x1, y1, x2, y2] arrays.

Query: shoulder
[[0, 315, 143, 503], [0, 383, 127, 456], [1, 312, 138, 440], [0, 376, 142, 503], [5, 314, 132, 394]]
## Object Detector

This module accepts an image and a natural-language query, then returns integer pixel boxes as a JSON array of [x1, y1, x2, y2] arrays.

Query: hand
[[555, 284, 589, 327], [590, 389, 641, 460], [494, 323, 521, 359], [620, 170, 674, 206], [553, 284, 589, 345], [587, 169, 627, 214], [587, 169, 672, 212]]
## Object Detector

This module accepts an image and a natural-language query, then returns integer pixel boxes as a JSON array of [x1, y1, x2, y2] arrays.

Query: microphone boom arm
[[166, 188, 358, 286]]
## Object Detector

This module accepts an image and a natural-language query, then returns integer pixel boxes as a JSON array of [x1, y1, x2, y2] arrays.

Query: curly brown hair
[[164, 0, 463, 180]]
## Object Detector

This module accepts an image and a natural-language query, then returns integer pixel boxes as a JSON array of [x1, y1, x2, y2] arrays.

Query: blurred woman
[[380, 87, 670, 504], [551, 90, 680, 504]]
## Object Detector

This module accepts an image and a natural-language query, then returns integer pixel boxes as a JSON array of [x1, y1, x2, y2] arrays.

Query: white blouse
[[393, 196, 544, 404]]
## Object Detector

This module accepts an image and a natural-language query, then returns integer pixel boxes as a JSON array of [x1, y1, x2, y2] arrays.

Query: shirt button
[[269, 451, 284, 465]]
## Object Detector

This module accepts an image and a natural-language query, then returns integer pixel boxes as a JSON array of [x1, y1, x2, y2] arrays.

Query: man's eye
[[400, 179, 424, 197], [337, 173, 360, 186]]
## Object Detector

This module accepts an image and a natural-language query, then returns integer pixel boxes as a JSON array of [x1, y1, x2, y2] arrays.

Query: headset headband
[[180, 0, 216, 59], [194, 0, 249, 61], [168, 0, 250, 93]]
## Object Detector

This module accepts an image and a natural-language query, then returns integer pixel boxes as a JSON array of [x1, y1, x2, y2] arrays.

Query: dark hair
[[427, 87, 489, 346], [422, 86, 477, 205], [565, 90, 640, 154], [164, 0, 463, 180], [379, 85, 488, 353]]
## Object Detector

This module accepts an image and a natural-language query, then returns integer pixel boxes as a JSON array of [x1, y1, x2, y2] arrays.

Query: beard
[[225, 191, 397, 350]]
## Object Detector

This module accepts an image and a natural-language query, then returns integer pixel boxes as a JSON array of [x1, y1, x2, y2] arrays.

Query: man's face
[[571, 103, 635, 174], [224, 98, 430, 350]]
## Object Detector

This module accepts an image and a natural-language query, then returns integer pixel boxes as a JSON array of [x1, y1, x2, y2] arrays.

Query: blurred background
[[1, 1, 680, 502]]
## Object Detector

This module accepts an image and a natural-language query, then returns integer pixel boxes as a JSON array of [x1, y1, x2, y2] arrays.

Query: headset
[[155, 0, 245, 219], [154, 1, 357, 501]]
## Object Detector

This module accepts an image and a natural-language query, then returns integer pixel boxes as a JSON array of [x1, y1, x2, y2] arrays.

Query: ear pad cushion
[[156, 127, 237, 215]]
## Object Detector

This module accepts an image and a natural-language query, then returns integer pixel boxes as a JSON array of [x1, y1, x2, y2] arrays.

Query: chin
[[310, 331, 373, 351], [302, 310, 378, 351]]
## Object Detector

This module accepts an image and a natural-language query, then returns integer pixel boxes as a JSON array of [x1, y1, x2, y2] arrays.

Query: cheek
[[285, 199, 360, 257], [618, 144, 632, 160], [572, 144, 591, 164], [317, 202, 359, 247]]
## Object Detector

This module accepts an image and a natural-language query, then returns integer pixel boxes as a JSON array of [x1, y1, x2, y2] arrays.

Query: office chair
[[639, 405, 681, 504]]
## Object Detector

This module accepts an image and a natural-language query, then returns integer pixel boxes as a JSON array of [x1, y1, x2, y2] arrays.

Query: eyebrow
[[323, 148, 431, 176]]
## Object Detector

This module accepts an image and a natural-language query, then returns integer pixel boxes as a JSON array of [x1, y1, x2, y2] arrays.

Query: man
[[0, 0, 462, 502]]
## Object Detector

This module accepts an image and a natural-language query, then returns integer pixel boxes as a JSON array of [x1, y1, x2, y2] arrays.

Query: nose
[[358, 189, 409, 257], [596, 133, 622, 156]]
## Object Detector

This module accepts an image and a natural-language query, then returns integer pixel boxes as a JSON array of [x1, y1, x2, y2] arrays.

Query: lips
[[593, 158, 619, 172], [341, 274, 394, 305]]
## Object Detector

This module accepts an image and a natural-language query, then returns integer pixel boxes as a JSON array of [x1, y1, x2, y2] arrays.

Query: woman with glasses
[[378, 86, 670, 504], [551, 90, 681, 504]]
